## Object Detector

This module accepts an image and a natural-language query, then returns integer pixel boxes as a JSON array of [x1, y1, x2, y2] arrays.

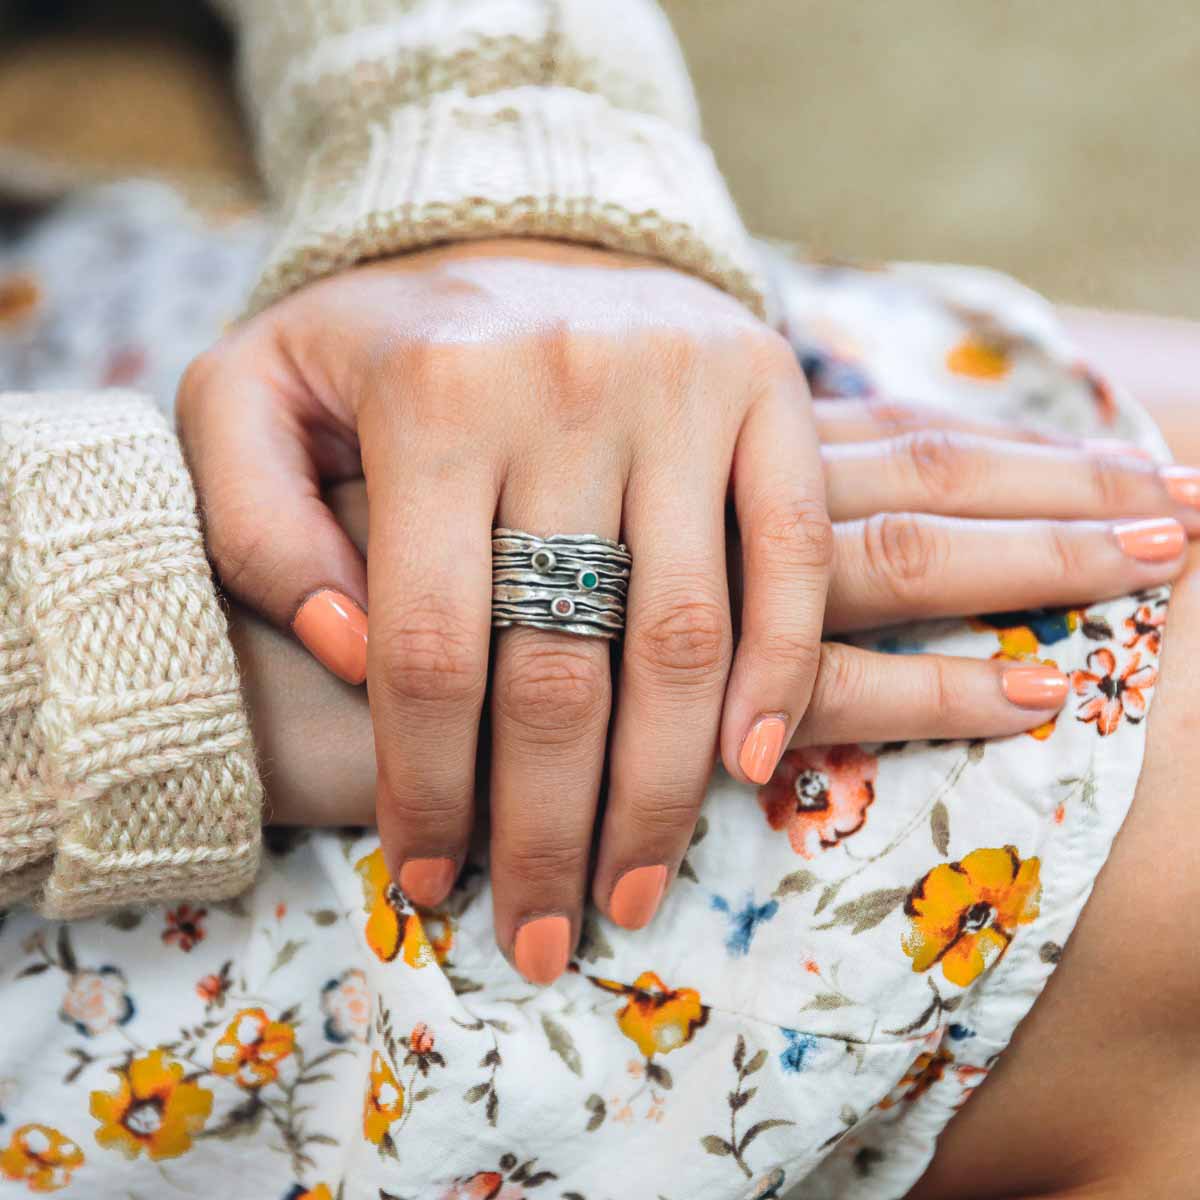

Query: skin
[[180, 239, 834, 970], [229, 309, 1200, 1196], [181, 242, 1200, 977]]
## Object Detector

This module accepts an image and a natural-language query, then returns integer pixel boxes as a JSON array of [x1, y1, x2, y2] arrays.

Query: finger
[[177, 350, 370, 684], [489, 459, 623, 985], [720, 381, 832, 786], [828, 513, 1186, 633], [823, 432, 1200, 531], [593, 450, 732, 932], [786, 642, 1070, 747], [367, 422, 496, 912], [812, 397, 1149, 455]]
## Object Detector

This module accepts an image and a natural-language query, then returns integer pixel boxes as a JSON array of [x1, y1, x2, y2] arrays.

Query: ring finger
[[488, 460, 624, 985]]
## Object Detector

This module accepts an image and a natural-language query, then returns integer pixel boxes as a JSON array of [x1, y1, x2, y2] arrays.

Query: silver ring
[[492, 527, 631, 640]]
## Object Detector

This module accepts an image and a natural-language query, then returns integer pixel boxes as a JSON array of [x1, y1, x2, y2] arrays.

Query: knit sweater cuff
[[246, 85, 767, 317], [0, 391, 262, 918]]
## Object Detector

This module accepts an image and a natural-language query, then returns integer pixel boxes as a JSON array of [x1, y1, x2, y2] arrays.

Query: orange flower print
[[1123, 603, 1166, 655], [758, 745, 877, 858], [1072, 647, 1157, 736], [441, 1172, 524, 1199], [363, 1050, 405, 1145], [284, 1186, 333, 1200], [354, 848, 437, 966], [946, 333, 1010, 380], [878, 1047, 951, 1109], [903, 846, 1041, 987], [0, 1124, 84, 1193], [592, 971, 709, 1058], [89, 1049, 212, 1161], [212, 1008, 296, 1088], [161, 904, 206, 952]]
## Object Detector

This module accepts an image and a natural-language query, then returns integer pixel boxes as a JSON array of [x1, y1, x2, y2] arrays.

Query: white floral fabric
[[0, 184, 1170, 1200]]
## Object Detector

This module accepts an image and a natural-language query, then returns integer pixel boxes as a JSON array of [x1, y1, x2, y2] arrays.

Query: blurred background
[[0, 0, 1197, 318]]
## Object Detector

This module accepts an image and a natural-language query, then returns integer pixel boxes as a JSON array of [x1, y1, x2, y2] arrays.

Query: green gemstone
[[579, 570, 599, 590]]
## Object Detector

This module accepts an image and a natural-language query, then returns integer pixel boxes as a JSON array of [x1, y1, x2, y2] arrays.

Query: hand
[[179, 240, 833, 985], [245, 418, 1193, 857]]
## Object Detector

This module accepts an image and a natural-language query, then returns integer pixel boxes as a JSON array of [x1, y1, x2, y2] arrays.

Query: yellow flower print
[[293, 1187, 333, 1200], [593, 971, 709, 1058], [212, 1008, 296, 1088], [89, 1049, 212, 1161], [355, 848, 437, 966], [0, 1124, 84, 1193], [363, 1050, 405, 1145], [903, 846, 1041, 987], [946, 333, 1011, 380]]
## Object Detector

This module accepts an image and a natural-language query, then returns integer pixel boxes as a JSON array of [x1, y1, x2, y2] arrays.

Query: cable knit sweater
[[0, 0, 760, 916]]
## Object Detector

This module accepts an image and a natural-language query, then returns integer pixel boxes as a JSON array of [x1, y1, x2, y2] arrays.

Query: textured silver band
[[492, 527, 632, 639]]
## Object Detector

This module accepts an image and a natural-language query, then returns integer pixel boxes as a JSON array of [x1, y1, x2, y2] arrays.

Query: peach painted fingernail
[[513, 915, 570, 985], [738, 714, 787, 784], [292, 589, 368, 684], [399, 857, 456, 907], [1161, 466, 1200, 509], [610, 865, 668, 930], [1113, 517, 1186, 562], [1083, 437, 1153, 461], [1001, 665, 1069, 710]]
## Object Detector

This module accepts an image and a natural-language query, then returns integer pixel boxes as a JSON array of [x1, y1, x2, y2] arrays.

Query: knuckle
[[923, 654, 960, 724], [861, 512, 941, 603], [373, 596, 484, 708], [381, 790, 468, 837], [865, 399, 921, 436], [903, 430, 976, 500], [742, 325, 801, 381], [811, 642, 861, 722], [503, 835, 589, 889], [1046, 522, 1089, 581], [1088, 453, 1142, 511], [754, 497, 835, 572], [628, 592, 731, 683], [494, 641, 609, 739], [624, 785, 704, 843], [206, 513, 269, 599], [754, 626, 823, 679]]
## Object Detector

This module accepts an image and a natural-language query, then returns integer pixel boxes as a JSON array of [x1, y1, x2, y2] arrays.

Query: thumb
[[177, 352, 369, 685]]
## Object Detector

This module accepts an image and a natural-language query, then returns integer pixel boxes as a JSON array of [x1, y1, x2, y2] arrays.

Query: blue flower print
[[711, 892, 779, 957], [780, 1028, 819, 1073]]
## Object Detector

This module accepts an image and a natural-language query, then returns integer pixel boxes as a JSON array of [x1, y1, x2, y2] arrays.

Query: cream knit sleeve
[[0, 391, 262, 918], [217, 0, 766, 316]]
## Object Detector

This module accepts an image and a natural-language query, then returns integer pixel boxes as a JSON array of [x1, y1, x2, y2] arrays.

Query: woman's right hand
[[248, 409, 1196, 827]]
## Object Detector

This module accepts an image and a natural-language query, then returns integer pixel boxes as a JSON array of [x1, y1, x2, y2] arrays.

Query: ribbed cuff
[[0, 391, 261, 918], [246, 85, 767, 317]]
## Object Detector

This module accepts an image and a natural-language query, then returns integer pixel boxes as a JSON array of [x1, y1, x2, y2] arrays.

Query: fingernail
[[1161, 466, 1200, 509], [738, 714, 788, 784], [292, 589, 368, 684], [1083, 437, 1153, 461], [1001, 665, 1069, 710], [398, 857, 456, 908], [610, 864, 668, 931], [513, 915, 571, 985], [1113, 517, 1186, 563]]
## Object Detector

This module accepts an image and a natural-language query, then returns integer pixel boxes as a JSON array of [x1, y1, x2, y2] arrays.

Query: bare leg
[[909, 311, 1200, 1199]]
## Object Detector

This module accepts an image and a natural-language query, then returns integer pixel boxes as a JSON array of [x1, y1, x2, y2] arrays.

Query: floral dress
[[0, 183, 1168, 1200]]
